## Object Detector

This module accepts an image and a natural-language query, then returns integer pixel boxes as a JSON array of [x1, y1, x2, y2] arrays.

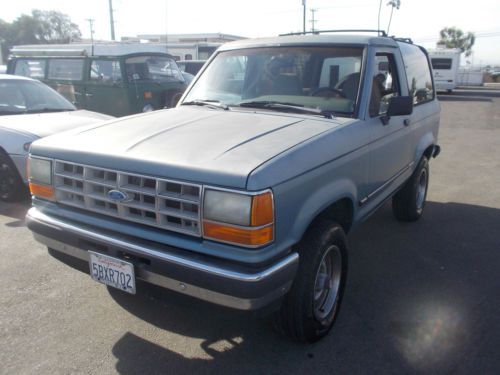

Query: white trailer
[[428, 48, 461, 93]]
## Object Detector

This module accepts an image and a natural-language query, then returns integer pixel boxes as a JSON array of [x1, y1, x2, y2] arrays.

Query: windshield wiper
[[181, 99, 229, 110], [237, 101, 333, 119], [25, 108, 74, 114]]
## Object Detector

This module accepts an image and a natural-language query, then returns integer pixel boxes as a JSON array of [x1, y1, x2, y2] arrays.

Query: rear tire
[[0, 153, 25, 202], [274, 220, 348, 343], [392, 156, 429, 222]]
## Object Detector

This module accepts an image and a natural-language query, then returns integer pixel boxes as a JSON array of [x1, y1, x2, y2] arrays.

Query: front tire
[[274, 220, 348, 343], [392, 156, 429, 222], [0, 154, 25, 202]]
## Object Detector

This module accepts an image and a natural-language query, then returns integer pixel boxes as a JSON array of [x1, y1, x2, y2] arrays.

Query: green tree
[[0, 10, 81, 62], [438, 27, 475, 57]]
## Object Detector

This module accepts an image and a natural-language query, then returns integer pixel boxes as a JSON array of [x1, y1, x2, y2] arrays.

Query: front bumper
[[26, 207, 298, 311]]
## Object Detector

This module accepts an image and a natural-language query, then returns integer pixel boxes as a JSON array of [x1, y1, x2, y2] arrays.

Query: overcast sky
[[3, 0, 500, 65]]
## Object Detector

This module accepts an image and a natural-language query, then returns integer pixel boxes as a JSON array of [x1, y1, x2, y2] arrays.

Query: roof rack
[[392, 37, 414, 44], [280, 29, 388, 37]]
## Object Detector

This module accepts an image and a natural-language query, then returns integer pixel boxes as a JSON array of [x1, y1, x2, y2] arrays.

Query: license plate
[[88, 252, 136, 294]]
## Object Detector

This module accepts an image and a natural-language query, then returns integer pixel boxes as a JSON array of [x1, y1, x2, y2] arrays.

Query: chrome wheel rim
[[416, 168, 427, 210], [313, 245, 342, 321]]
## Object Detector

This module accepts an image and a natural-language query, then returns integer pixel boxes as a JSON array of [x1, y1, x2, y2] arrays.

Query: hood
[[0, 110, 113, 138], [31, 107, 352, 188]]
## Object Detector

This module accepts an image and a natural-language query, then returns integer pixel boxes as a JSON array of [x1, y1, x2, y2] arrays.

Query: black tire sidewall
[[408, 157, 429, 218], [0, 154, 23, 202], [392, 156, 429, 222], [292, 221, 348, 342]]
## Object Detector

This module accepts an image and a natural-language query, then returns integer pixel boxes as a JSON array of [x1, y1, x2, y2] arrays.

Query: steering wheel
[[310, 87, 346, 98]]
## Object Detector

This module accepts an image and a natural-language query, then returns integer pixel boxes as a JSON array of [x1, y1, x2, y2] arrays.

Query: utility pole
[[108, 0, 115, 41], [86, 18, 95, 44], [310, 8, 317, 33], [302, 0, 306, 34]]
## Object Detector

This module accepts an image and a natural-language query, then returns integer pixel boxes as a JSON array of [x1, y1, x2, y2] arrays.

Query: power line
[[415, 31, 500, 43]]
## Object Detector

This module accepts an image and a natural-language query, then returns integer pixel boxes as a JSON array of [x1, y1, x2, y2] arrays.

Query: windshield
[[183, 46, 364, 117], [0, 79, 75, 115], [125, 56, 185, 83]]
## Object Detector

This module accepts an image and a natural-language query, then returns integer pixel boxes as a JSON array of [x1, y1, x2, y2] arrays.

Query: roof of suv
[[219, 34, 399, 51]]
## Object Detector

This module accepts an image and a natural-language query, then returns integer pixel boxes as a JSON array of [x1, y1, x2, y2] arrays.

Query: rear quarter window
[[48, 59, 84, 81], [398, 43, 434, 105]]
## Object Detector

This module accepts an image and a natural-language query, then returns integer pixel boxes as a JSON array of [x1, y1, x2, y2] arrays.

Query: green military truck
[[7, 44, 188, 117]]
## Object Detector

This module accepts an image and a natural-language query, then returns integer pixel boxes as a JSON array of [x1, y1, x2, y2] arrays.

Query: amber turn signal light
[[251, 191, 274, 226], [203, 221, 274, 247], [29, 183, 55, 200]]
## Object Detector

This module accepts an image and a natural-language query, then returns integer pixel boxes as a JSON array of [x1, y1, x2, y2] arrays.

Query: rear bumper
[[26, 207, 298, 311]]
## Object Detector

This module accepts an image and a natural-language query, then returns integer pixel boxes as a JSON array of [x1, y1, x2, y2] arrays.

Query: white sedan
[[0, 74, 113, 201]]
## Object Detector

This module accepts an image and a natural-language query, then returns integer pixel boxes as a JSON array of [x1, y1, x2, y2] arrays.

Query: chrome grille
[[53, 160, 202, 236]]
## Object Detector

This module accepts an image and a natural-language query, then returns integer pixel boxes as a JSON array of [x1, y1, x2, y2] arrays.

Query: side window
[[184, 54, 193, 60], [48, 59, 84, 81], [369, 53, 400, 117], [399, 44, 434, 105], [90, 60, 122, 83], [14, 59, 46, 79]]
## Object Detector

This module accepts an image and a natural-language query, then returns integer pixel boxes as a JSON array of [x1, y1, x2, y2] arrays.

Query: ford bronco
[[26, 31, 440, 342]]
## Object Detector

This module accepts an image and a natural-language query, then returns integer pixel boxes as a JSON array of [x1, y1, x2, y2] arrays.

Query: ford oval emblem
[[107, 190, 132, 202]]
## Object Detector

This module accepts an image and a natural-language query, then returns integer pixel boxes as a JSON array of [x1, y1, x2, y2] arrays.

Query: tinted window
[[398, 43, 434, 105], [48, 59, 84, 80], [14, 59, 46, 79], [90, 60, 122, 83], [431, 58, 452, 70]]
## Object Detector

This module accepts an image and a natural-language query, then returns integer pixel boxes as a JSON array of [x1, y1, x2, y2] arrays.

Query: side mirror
[[387, 96, 413, 117]]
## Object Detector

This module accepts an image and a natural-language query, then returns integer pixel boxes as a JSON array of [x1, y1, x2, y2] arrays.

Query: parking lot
[[1, 88, 499, 374]]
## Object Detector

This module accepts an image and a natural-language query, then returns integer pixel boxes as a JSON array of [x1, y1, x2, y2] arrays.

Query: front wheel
[[392, 156, 429, 222], [0, 154, 25, 202], [274, 220, 348, 343]]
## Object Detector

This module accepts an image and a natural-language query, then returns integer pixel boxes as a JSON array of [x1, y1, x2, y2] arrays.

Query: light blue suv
[[26, 32, 440, 342]]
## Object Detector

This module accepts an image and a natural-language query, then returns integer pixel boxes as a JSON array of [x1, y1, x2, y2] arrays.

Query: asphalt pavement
[[1, 88, 499, 374]]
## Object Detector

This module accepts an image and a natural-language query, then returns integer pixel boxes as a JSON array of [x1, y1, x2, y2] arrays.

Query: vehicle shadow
[[109, 200, 500, 375], [0, 199, 31, 227]]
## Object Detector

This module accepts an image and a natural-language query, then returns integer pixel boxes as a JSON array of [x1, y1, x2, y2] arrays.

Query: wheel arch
[[289, 178, 357, 245], [415, 132, 438, 163]]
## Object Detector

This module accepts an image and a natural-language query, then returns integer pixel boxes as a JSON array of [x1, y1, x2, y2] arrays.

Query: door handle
[[404, 119, 411, 126]]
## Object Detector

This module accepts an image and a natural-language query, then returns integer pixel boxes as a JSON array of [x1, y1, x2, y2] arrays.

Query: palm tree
[[386, 0, 401, 35]]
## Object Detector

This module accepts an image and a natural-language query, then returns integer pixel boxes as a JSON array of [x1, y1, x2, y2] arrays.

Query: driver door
[[363, 48, 414, 207]]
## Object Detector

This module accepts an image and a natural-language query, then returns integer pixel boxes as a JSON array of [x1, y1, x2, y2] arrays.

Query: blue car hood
[[31, 106, 348, 188]]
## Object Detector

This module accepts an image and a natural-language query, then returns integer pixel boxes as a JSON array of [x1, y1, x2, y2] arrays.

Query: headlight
[[28, 157, 54, 200], [29, 157, 52, 185], [203, 189, 274, 247], [204, 190, 252, 226]]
